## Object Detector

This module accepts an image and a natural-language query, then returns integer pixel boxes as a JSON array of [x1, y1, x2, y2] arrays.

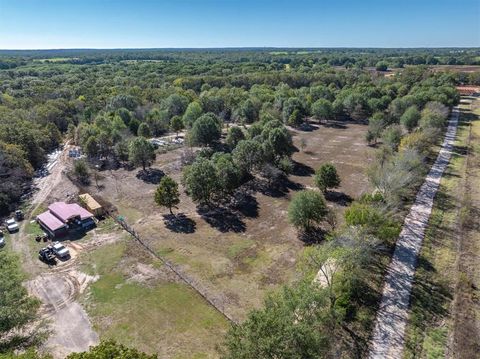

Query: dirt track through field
[[368, 107, 459, 358]]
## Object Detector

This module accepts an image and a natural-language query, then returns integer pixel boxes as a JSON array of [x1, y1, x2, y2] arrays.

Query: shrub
[[344, 202, 382, 227], [381, 125, 403, 151], [398, 131, 431, 155], [400, 106, 420, 132], [314, 164, 341, 193], [73, 159, 90, 184]]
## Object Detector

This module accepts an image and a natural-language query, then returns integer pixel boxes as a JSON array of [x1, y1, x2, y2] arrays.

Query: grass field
[[83, 120, 373, 324], [403, 98, 480, 358], [79, 240, 229, 359]]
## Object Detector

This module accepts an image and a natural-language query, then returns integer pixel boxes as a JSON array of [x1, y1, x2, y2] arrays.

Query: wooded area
[[0, 48, 475, 358], [0, 48, 475, 214]]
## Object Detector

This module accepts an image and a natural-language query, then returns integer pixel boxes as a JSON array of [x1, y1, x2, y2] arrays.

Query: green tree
[[170, 115, 184, 138], [145, 108, 169, 136], [73, 160, 90, 185], [366, 112, 385, 145], [400, 106, 420, 132], [312, 99, 333, 123], [223, 281, 333, 359], [163, 94, 189, 118], [84, 136, 99, 158], [114, 140, 130, 162], [288, 190, 328, 231], [226, 126, 245, 149], [375, 61, 388, 71], [187, 113, 222, 147], [300, 227, 378, 309], [236, 99, 258, 124], [137, 122, 151, 138], [66, 340, 157, 359], [287, 109, 303, 127], [212, 153, 242, 196], [154, 176, 180, 214], [381, 125, 403, 151], [314, 164, 341, 193], [232, 139, 265, 174], [182, 101, 203, 128], [128, 137, 155, 171], [282, 97, 304, 125], [183, 157, 218, 204], [0, 251, 41, 350], [266, 126, 294, 159]]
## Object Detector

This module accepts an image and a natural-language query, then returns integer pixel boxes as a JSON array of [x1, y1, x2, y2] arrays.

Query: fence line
[[109, 213, 237, 324]]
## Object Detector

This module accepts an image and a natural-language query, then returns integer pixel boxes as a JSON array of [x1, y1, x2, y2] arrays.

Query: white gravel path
[[368, 107, 460, 359]]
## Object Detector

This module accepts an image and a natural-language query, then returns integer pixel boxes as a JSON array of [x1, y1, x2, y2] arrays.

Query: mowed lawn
[[85, 121, 373, 323], [79, 240, 229, 359]]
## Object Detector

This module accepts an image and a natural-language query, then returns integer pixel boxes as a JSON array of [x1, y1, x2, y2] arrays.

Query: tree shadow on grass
[[251, 177, 304, 198], [231, 192, 259, 218], [136, 168, 165, 184], [197, 205, 246, 233], [408, 255, 452, 332], [163, 213, 197, 234], [292, 160, 315, 177], [298, 227, 328, 245], [325, 190, 353, 206], [321, 121, 348, 129]]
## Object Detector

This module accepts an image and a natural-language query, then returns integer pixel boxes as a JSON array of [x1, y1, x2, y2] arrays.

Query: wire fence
[[109, 213, 238, 325]]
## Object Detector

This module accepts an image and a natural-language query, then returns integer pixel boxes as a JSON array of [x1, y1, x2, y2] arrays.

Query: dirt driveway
[[12, 143, 100, 358]]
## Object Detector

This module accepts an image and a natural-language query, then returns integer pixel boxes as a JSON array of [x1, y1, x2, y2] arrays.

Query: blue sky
[[0, 0, 479, 49]]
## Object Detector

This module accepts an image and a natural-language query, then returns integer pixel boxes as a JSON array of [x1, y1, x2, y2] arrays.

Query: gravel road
[[368, 107, 459, 358]]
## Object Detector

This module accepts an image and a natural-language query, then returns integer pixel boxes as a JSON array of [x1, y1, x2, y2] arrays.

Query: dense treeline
[[1, 47, 480, 67]]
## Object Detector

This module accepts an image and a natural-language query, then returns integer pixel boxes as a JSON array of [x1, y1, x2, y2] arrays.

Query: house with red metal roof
[[36, 201, 95, 237], [37, 211, 68, 237]]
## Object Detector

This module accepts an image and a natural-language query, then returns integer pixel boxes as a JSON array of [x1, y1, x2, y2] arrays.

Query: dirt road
[[12, 143, 100, 358], [368, 108, 459, 358]]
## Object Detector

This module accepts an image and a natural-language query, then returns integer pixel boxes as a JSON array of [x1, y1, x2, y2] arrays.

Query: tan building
[[78, 193, 104, 217]]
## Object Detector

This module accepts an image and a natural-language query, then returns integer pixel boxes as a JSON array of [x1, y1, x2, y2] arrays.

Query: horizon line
[[1, 46, 479, 51]]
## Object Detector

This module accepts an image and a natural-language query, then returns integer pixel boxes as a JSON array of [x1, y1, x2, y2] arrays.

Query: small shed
[[79, 193, 104, 216]]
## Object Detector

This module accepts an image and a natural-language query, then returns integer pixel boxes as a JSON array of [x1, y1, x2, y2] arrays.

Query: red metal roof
[[37, 211, 66, 232], [48, 202, 93, 222]]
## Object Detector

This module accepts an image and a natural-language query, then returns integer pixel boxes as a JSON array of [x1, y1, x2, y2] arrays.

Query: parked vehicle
[[15, 210, 24, 221], [5, 218, 19, 233], [52, 241, 70, 259], [0, 231, 5, 248], [39, 247, 56, 264]]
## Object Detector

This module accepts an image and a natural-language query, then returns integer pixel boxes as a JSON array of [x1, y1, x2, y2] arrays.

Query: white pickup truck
[[52, 242, 70, 259]]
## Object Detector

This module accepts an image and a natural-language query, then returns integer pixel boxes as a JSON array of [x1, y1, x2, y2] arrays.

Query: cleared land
[[11, 120, 373, 358], [74, 120, 373, 355], [403, 97, 480, 358]]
